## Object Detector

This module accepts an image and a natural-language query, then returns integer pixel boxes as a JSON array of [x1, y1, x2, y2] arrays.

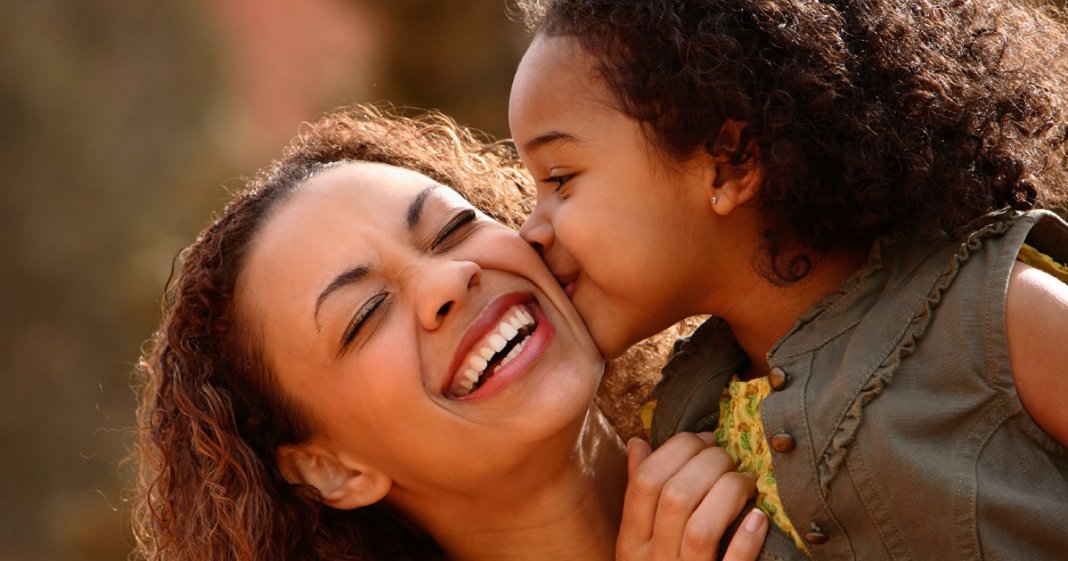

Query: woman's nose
[[417, 258, 482, 330], [519, 205, 554, 256]]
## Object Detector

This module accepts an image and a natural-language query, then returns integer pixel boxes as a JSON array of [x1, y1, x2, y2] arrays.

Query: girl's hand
[[617, 432, 767, 561]]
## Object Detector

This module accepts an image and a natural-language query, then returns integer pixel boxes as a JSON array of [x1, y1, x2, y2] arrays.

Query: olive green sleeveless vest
[[651, 210, 1068, 561]]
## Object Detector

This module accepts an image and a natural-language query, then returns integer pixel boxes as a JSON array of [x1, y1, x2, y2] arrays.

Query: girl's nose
[[417, 258, 482, 330], [519, 205, 555, 256]]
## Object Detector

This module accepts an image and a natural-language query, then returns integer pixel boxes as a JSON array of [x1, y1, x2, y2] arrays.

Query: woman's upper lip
[[444, 291, 535, 394]]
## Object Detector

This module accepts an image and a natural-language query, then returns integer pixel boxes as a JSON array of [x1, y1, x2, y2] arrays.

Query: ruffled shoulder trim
[[815, 214, 1016, 493]]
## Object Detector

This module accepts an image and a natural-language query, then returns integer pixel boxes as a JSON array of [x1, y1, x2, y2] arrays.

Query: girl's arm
[[1006, 261, 1068, 447]]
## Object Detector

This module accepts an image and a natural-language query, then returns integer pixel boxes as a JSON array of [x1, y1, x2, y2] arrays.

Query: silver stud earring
[[711, 195, 719, 207]]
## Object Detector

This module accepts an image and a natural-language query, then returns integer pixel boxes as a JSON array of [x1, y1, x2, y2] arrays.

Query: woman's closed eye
[[340, 292, 392, 352], [430, 209, 477, 252]]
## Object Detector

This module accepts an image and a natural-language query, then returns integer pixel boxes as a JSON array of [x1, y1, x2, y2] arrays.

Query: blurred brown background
[[0, 2, 527, 559], [5, 1, 1067, 560]]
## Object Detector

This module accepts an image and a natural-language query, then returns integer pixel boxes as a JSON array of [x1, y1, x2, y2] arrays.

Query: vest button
[[768, 367, 788, 390], [769, 432, 796, 452], [804, 530, 829, 544]]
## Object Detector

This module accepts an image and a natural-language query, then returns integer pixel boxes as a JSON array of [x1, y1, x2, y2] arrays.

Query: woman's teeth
[[454, 305, 536, 397]]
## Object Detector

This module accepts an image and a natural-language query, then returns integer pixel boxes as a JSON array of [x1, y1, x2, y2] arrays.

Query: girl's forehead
[[511, 37, 621, 143]]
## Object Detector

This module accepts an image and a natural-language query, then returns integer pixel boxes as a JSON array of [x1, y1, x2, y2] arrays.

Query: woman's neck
[[407, 406, 628, 561]]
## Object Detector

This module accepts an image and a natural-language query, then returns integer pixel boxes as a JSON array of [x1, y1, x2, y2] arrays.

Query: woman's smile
[[446, 292, 555, 399]]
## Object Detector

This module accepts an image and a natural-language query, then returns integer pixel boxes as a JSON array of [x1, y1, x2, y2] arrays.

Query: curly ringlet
[[516, 0, 1068, 280]]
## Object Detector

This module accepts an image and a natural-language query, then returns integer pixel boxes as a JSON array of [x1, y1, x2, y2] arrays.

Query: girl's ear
[[705, 119, 763, 216], [277, 443, 392, 510]]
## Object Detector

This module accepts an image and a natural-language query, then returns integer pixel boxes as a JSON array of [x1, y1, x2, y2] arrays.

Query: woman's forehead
[[249, 163, 479, 285], [299, 162, 473, 212], [301, 161, 434, 200]]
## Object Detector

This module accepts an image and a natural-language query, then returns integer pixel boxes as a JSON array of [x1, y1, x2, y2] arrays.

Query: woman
[[132, 105, 768, 561]]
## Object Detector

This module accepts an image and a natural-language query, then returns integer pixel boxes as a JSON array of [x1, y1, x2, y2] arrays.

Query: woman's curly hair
[[517, 0, 1068, 280], [132, 104, 673, 561]]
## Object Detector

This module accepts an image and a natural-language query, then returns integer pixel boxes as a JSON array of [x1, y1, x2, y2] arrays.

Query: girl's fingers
[[720, 509, 769, 561], [627, 437, 653, 480], [677, 472, 757, 561], [650, 446, 737, 560], [618, 437, 656, 554], [618, 432, 717, 551]]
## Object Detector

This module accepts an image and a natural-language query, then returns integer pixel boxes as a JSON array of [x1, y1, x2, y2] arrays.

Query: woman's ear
[[705, 119, 763, 215], [277, 443, 392, 510]]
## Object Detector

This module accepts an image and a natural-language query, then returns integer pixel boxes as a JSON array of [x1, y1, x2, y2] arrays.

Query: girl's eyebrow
[[521, 130, 582, 153]]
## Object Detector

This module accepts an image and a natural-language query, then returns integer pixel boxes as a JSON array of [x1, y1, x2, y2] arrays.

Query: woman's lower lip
[[455, 302, 555, 402]]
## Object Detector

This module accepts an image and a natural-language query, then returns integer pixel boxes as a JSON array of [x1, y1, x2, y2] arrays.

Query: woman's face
[[237, 161, 603, 501], [510, 35, 719, 359]]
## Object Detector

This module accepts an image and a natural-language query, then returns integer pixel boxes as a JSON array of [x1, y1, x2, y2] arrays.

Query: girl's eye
[[340, 292, 391, 351], [430, 209, 477, 252], [541, 174, 574, 195]]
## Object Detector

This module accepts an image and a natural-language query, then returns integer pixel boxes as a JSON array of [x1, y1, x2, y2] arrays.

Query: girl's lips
[[552, 273, 578, 298]]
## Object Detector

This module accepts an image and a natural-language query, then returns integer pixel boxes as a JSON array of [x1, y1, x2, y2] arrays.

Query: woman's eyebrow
[[406, 185, 438, 230], [314, 264, 371, 327], [314, 185, 440, 328]]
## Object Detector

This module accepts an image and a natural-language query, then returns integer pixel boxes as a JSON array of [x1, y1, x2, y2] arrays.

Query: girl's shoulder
[[1006, 247, 1068, 447]]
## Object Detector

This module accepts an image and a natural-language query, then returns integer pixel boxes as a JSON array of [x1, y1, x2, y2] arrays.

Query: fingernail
[[743, 508, 767, 533], [696, 431, 717, 443], [626, 437, 640, 452]]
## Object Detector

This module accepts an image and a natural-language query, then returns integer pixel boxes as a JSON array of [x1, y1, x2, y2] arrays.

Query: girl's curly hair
[[132, 104, 674, 561], [517, 0, 1068, 280]]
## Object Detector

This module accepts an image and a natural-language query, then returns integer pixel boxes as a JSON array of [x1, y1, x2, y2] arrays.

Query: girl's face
[[238, 161, 603, 503], [510, 35, 719, 359]]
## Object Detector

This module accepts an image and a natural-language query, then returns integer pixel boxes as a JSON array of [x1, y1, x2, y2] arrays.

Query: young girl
[[509, 0, 1068, 559]]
